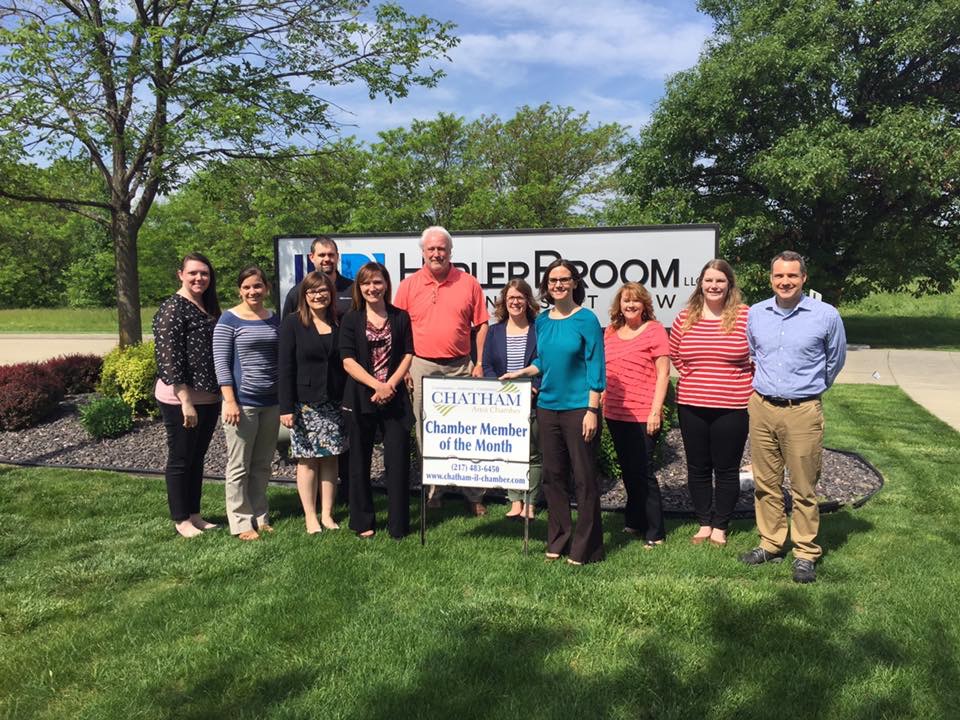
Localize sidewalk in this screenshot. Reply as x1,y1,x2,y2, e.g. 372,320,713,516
0,334,127,364
2,335,959,432
836,347,960,432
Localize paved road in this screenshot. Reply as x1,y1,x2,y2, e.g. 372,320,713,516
2,334,959,432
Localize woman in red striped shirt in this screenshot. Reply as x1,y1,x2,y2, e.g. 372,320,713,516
669,259,753,547
603,282,671,547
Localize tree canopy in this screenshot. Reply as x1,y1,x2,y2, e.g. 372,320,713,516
617,0,960,303
0,0,455,343
352,103,628,232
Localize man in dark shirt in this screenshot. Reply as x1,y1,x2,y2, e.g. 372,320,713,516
282,236,354,319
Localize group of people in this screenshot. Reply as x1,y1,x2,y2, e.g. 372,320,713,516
152,228,846,583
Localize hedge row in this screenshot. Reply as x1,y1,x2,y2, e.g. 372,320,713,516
0,354,102,430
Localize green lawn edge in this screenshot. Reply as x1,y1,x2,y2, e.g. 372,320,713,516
1,385,959,719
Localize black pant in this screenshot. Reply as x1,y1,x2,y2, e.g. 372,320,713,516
347,410,410,538
158,401,220,522
677,404,749,530
606,418,664,541
336,452,350,505
538,408,604,564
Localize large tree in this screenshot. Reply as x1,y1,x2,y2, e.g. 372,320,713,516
618,0,960,303
352,103,628,233
462,103,628,230
349,112,473,231
0,0,455,344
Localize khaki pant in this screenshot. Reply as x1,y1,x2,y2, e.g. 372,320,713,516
222,404,280,534
748,393,824,561
410,355,483,504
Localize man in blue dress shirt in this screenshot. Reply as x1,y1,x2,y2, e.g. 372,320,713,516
742,251,846,583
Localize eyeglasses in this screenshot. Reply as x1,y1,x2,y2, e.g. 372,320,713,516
506,297,527,305
547,276,573,286
305,289,331,296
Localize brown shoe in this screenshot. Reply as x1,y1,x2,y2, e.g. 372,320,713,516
468,502,487,517
237,530,260,541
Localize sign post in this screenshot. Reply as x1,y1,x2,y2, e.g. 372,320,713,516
420,376,533,552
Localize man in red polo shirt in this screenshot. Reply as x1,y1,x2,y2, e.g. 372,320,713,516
395,226,490,515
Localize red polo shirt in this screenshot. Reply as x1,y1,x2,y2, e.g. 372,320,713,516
394,265,489,359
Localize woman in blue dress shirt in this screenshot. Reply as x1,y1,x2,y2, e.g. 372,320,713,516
500,260,606,564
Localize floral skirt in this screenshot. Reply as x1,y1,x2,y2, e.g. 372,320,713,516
290,401,348,458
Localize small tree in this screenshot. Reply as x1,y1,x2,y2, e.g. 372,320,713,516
0,0,456,344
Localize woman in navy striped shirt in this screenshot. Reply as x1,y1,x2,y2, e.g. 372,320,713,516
482,279,541,520
213,266,281,541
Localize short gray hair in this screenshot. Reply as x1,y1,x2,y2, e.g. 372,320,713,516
770,250,807,275
419,225,453,251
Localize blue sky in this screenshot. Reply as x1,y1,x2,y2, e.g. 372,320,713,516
325,0,715,144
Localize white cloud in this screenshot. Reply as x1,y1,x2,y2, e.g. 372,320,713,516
288,0,712,143
448,0,711,81
573,91,653,132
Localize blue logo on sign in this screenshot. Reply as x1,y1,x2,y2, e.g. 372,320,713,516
293,252,385,282
341,252,385,280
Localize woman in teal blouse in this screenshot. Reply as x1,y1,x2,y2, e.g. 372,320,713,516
501,259,606,564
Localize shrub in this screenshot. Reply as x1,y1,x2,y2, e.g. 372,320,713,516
43,354,103,395
98,342,157,417
0,362,64,430
597,421,622,480
598,387,677,480
79,395,134,439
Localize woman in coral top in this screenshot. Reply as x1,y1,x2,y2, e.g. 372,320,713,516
603,282,670,547
669,259,753,547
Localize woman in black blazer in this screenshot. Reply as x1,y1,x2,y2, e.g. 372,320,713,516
482,279,542,520
340,262,415,539
279,271,347,534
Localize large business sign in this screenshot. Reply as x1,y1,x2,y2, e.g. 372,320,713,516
421,376,532,491
274,225,718,327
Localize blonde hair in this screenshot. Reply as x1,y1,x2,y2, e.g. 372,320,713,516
682,259,743,333
608,282,655,329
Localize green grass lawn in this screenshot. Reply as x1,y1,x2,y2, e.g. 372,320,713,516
0,307,158,334
2,288,958,350
840,287,960,350
1,384,959,719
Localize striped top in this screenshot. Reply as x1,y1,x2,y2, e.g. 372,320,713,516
603,321,669,422
669,306,753,409
505,330,528,373
212,310,281,407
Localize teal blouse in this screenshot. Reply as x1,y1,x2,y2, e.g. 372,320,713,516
532,307,606,411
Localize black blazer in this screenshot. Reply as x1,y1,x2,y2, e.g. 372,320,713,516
278,313,345,414
339,305,415,427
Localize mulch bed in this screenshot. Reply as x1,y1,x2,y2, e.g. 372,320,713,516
0,396,883,515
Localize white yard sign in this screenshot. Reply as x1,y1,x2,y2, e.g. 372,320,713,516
420,377,532,491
